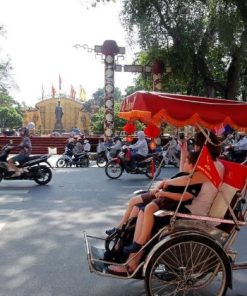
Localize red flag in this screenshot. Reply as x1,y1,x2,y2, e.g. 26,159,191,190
59,75,62,90
196,146,222,188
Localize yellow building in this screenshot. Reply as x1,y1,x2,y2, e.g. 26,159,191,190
23,96,91,135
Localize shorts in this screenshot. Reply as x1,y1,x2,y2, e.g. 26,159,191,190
11,154,29,164
139,192,191,213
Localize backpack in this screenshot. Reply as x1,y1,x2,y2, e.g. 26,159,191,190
104,217,136,263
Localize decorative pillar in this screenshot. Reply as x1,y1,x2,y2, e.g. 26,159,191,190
101,41,119,138
152,61,165,91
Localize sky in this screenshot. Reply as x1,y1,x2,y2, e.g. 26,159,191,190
0,0,138,107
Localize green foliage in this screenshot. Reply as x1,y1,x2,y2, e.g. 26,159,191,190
91,101,126,134
84,87,123,112
121,0,247,99
0,106,22,129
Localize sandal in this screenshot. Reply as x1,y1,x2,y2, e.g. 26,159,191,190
105,227,119,236
107,264,132,276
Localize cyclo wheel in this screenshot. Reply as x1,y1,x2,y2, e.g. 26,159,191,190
105,161,123,179
145,159,161,179
145,234,230,296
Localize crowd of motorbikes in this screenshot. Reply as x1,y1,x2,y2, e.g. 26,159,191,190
0,132,246,184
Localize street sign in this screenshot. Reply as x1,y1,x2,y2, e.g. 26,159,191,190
124,64,144,73
115,64,123,72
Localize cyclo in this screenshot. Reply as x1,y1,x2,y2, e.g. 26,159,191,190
83,91,247,296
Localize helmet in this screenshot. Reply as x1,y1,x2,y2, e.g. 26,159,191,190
113,136,120,142
19,127,29,137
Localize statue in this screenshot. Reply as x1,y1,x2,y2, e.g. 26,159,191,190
54,101,64,131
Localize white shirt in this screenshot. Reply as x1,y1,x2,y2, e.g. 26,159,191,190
84,143,91,152
234,136,247,150
186,160,225,216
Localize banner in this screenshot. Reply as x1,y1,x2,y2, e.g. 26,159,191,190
196,145,222,188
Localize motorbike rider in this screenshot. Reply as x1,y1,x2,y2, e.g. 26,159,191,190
233,132,247,160
73,137,84,162
65,136,77,157
7,127,32,177
129,131,148,170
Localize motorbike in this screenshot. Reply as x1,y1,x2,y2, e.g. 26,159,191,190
96,148,111,168
155,146,180,168
56,147,90,168
221,144,247,163
105,145,161,179
0,143,52,185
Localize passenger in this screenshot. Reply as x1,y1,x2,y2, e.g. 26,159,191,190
106,151,201,236
8,127,32,177
108,130,225,275
83,139,91,152
109,136,122,157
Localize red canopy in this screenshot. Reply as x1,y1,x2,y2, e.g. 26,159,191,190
119,91,247,131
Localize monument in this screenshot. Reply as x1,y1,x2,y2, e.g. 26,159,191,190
54,100,64,131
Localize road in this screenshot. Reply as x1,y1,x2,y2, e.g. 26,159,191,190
0,160,246,296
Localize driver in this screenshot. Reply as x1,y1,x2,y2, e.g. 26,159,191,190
129,131,148,170
8,127,32,177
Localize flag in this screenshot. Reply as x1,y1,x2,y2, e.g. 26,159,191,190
79,85,86,101
59,74,62,90
41,84,44,100
196,145,222,188
51,84,56,98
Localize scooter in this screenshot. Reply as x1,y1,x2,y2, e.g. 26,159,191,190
0,143,53,185
221,145,247,163
56,147,90,168
105,146,161,179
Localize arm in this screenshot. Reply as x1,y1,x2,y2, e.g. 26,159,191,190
150,179,169,195
155,190,193,201
164,171,208,187
179,140,188,172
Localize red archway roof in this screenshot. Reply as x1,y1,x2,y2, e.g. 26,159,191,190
119,91,247,131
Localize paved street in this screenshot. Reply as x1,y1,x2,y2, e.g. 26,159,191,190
0,160,246,296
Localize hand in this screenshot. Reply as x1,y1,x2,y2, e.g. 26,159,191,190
150,188,159,195
155,191,166,198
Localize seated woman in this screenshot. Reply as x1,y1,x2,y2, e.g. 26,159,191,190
106,151,201,236
108,130,225,275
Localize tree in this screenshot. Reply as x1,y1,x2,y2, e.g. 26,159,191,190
0,106,22,129
91,101,126,134
121,0,247,100
83,87,123,112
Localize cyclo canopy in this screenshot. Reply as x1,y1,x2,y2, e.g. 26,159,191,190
118,91,247,131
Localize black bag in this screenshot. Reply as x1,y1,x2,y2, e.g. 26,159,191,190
104,217,136,263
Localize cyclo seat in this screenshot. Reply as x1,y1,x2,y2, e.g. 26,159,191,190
155,160,247,232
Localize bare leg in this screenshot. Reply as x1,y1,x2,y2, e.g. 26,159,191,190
128,206,140,220
136,202,159,245
117,195,143,227
8,159,18,172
